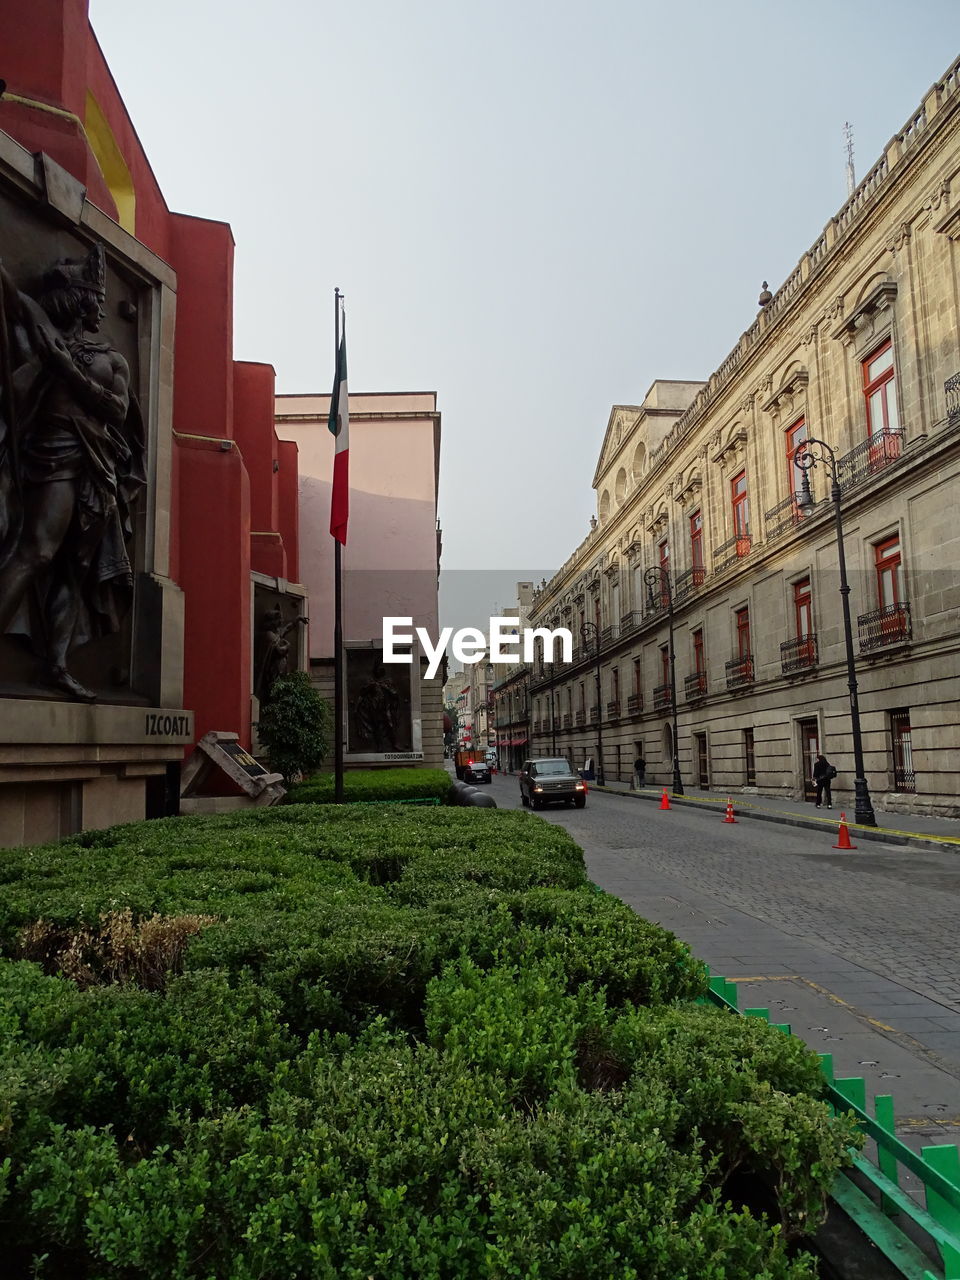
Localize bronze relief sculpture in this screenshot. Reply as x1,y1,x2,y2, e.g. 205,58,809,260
0,243,144,701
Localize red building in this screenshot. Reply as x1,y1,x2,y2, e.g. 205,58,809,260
0,0,304,842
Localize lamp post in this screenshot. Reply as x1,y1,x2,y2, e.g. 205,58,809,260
795,439,877,827
579,621,605,786
644,565,684,796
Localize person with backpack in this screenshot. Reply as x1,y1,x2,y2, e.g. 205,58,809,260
813,753,837,808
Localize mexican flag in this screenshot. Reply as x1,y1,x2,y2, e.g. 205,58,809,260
328,332,349,543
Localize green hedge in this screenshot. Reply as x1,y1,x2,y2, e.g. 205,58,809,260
0,806,857,1277
285,767,451,805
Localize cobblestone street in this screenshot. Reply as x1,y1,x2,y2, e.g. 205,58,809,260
489,771,960,1149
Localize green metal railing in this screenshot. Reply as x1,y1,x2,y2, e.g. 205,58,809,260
706,972,960,1280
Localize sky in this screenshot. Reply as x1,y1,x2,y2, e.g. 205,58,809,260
89,0,959,601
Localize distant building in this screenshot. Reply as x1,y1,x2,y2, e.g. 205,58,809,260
530,57,960,816
275,392,443,767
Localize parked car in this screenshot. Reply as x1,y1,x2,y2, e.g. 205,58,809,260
464,760,492,784
519,757,587,809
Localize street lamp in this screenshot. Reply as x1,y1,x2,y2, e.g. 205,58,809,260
795,439,877,827
644,565,684,796
579,621,606,786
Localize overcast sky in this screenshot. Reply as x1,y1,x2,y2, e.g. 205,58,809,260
90,0,958,591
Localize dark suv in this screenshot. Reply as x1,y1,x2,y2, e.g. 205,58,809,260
519,757,586,809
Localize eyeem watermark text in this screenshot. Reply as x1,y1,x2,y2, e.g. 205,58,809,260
383,617,572,680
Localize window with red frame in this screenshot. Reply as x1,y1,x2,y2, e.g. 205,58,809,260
690,510,704,583
794,577,812,638
786,417,808,499
594,596,601,631
633,657,642,695
693,629,705,686
731,472,750,554
863,341,900,437
864,341,902,471
792,577,815,668
875,536,902,607
660,644,670,685
735,606,751,659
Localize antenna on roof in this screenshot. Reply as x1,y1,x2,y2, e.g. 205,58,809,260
843,121,856,197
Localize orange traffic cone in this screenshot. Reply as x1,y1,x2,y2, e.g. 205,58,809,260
723,798,737,824
833,813,857,850
659,788,671,810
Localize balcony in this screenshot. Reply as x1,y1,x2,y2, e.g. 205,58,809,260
684,671,707,701
947,370,960,427
713,530,752,574
589,704,600,723
837,430,903,490
725,654,755,690
620,611,642,637
780,634,818,675
858,602,911,653
626,692,643,714
653,683,672,711
562,713,572,729
764,493,828,544
607,699,621,721
575,710,585,726
600,625,617,647
674,565,706,603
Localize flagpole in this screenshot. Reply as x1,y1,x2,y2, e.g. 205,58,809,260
333,288,344,804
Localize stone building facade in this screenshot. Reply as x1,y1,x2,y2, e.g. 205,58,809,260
529,55,960,818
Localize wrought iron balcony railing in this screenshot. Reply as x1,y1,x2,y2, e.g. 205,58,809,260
837,430,903,490
653,683,672,711
764,493,827,543
607,699,621,720
684,671,707,700
858,602,911,652
947,370,960,427
725,654,755,689
620,611,642,637
562,713,572,729
780,634,818,674
589,704,600,722
674,565,706,602
574,710,585,726
713,530,752,573
626,692,643,714
600,625,617,647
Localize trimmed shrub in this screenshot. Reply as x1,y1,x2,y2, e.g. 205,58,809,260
0,804,856,1276
254,671,330,779
287,766,451,805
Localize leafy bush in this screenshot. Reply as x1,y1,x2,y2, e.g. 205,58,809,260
0,805,857,1276
254,671,330,779
287,766,451,805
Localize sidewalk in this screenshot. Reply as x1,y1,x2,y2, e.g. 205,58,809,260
590,778,960,852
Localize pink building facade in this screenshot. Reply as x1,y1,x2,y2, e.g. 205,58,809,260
275,392,443,767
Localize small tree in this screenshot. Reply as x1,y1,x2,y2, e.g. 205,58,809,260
256,671,331,781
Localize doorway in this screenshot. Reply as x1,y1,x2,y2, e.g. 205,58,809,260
694,732,709,788
799,719,819,801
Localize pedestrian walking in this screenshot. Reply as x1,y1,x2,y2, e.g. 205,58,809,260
813,753,836,808
633,753,646,790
